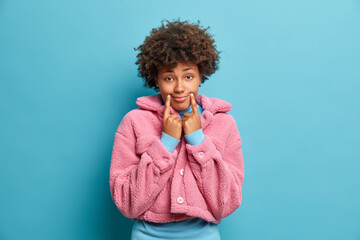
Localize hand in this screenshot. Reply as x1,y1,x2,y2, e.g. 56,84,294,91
162,95,182,140
182,93,202,135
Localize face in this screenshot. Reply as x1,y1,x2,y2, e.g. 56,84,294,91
156,62,201,111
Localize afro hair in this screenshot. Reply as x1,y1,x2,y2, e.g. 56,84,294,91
135,20,220,92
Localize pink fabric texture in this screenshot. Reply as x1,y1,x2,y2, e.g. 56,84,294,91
109,94,244,224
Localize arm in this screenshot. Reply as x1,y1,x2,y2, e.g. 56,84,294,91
160,131,180,152
160,128,203,153
109,113,175,219
186,118,244,220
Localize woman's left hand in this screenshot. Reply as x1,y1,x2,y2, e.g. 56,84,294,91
182,93,202,135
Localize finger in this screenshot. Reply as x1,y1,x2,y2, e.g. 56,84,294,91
164,95,171,119
170,114,182,126
182,114,192,121
190,93,199,115
182,117,190,128
169,113,180,121
183,112,192,118
182,118,190,124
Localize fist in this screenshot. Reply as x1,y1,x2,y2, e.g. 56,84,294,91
162,95,182,140
182,93,201,135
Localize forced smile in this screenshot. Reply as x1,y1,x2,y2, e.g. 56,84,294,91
172,95,189,103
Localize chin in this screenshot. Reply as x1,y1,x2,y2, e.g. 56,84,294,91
172,103,189,111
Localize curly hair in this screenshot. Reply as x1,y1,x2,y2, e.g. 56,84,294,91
135,20,220,92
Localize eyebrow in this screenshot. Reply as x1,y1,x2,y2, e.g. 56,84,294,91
163,67,193,73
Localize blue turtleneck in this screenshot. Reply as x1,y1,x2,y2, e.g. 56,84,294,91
160,102,205,152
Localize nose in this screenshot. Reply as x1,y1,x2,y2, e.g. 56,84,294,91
174,79,185,93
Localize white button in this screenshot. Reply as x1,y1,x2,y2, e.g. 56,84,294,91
177,197,184,204
198,152,204,158
180,169,184,176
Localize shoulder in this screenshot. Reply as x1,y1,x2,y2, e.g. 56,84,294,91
197,94,232,114
210,112,238,133
116,108,153,131
116,108,161,138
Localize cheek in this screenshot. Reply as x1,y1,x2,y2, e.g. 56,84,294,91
159,86,170,95
158,86,171,101
191,80,201,92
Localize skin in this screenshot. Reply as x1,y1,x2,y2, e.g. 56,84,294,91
156,62,202,139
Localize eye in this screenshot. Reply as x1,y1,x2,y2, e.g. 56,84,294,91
165,76,173,81
185,75,193,80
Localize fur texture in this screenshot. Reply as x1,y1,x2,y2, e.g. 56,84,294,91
109,94,244,224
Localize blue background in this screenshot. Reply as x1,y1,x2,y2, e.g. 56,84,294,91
1,0,359,239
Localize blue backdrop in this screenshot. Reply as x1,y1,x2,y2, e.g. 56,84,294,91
1,0,359,239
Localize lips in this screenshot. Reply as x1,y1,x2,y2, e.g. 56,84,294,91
172,95,189,103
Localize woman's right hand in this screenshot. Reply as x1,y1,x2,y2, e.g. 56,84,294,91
163,95,182,140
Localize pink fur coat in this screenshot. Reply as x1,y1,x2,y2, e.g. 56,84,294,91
109,94,244,224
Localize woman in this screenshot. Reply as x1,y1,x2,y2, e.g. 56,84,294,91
109,20,245,240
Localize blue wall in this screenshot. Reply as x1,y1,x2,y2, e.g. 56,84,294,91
1,0,359,239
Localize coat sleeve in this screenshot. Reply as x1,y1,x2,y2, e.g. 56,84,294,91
109,112,175,219
185,116,244,220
